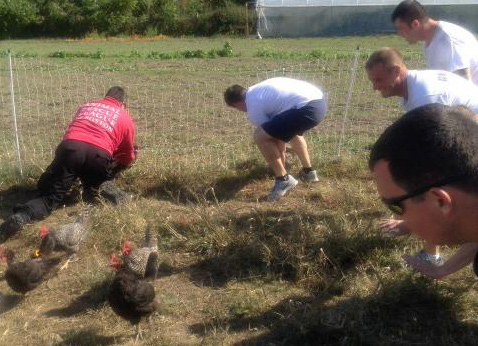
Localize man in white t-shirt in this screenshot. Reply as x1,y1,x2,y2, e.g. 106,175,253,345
224,77,327,201
365,47,478,266
366,48,478,113
392,0,478,85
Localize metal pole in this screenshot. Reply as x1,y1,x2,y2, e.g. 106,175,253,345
336,46,360,158
245,2,249,37
8,50,23,176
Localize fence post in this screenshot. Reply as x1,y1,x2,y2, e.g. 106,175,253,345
7,50,23,176
336,46,360,158
245,2,249,37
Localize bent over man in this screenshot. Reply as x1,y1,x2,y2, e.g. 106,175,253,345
366,47,478,113
366,47,478,265
0,86,136,243
224,77,327,201
370,104,478,277
392,0,478,84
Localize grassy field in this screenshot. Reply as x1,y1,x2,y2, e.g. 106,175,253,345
1,36,478,346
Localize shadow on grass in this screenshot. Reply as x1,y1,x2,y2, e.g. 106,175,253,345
186,209,402,289
141,159,271,204
0,185,37,219
44,279,111,317
55,327,117,346
0,293,24,315
156,261,179,278
190,276,478,345
0,184,82,220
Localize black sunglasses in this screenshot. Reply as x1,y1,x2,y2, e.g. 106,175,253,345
381,175,466,215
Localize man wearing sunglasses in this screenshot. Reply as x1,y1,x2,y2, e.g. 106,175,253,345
370,104,478,278
366,47,478,265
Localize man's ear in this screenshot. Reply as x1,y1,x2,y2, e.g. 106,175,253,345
391,65,401,78
429,188,453,215
410,19,421,30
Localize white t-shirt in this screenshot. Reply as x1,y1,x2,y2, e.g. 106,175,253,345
404,70,478,113
245,77,324,127
424,21,478,86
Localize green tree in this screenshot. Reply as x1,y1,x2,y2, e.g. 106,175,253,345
0,0,39,38
95,0,138,35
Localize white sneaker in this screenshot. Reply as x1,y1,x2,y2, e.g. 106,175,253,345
299,169,319,183
415,249,443,266
267,175,298,202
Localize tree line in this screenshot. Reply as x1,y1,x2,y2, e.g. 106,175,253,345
0,0,253,38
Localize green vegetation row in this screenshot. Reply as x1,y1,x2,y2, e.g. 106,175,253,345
1,43,234,60
47,42,234,59
1,45,420,61
0,45,355,60
0,0,254,38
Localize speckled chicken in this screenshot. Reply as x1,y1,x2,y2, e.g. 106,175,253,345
0,246,60,294
121,226,159,280
108,253,160,341
39,214,87,259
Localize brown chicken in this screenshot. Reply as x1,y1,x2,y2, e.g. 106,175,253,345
108,253,160,341
0,246,60,294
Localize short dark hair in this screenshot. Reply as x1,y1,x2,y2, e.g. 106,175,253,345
365,47,405,71
106,86,126,103
369,104,478,194
391,0,427,25
224,85,245,106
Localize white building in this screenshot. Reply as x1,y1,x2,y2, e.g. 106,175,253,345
256,0,478,37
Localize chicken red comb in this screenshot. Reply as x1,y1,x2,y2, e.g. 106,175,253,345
121,241,133,255
109,253,122,269
0,246,7,262
39,224,50,239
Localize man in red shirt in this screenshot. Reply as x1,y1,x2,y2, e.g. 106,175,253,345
0,86,136,243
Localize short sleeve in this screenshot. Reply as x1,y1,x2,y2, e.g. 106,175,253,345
449,42,471,72
246,98,270,127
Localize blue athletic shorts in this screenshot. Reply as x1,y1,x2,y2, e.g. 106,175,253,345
261,99,327,142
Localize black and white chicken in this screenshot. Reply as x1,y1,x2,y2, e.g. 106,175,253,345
39,213,87,269
121,225,159,280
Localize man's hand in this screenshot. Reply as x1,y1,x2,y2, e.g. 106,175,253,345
378,218,410,237
402,254,444,279
110,160,129,177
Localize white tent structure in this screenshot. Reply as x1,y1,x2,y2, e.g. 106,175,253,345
256,0,478,37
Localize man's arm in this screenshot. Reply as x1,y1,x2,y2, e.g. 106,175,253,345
403,243,478,279
112,117,136,168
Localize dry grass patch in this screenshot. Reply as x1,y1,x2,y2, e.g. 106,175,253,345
1,159,478,345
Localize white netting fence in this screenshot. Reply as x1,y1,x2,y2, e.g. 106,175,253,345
0,49,425,179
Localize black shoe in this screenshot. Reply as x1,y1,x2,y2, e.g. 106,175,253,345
99,181,131,205
0,213,30,243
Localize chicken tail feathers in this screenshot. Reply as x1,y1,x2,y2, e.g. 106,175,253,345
143,225,157,249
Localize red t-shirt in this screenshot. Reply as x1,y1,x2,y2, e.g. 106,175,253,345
63,96,136,166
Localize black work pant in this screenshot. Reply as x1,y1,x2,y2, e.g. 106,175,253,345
14,140,114,220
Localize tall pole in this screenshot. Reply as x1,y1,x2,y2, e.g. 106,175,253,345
245,2,249,37
337,46,360,158
8,50,23,176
